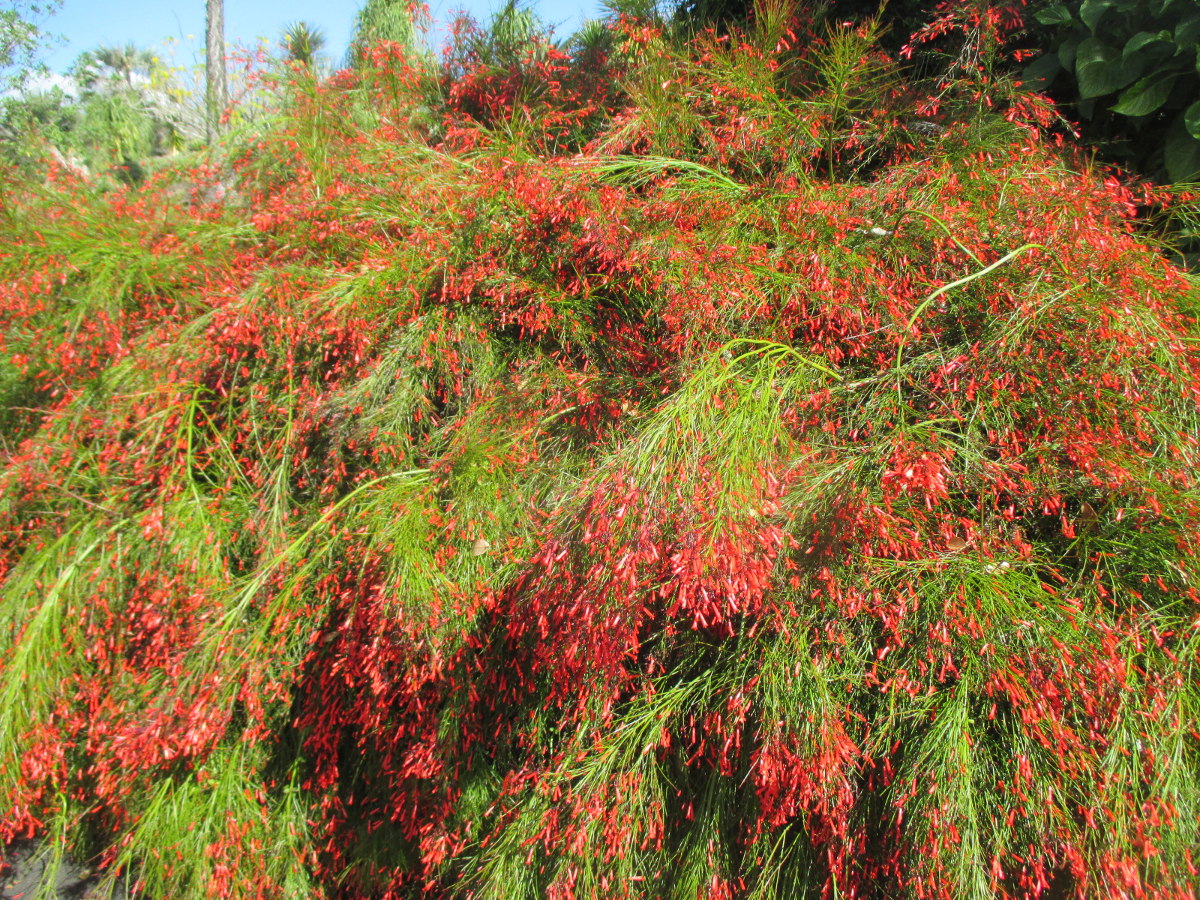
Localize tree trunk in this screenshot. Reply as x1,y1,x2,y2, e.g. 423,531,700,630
205,0,227,143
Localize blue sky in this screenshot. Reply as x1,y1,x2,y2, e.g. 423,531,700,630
39,0,606,73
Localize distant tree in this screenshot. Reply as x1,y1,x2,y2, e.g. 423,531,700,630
94,43,153,89
0,86,80,174
205,0,227,142
2,42,200,179
0,0,60,92
71,43,155,91
347,0,420,66
282,21,326,69
64,45,169,161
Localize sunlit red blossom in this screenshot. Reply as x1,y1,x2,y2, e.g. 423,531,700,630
0,7,1197,900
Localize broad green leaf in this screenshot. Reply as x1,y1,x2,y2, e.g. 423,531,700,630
1122,31,1172,61
1177,15,1200,46
1022,52,1063,89
1059,34,1082,70
1156,0,1187,15
1185,100,1200,139
1165,113,1200,181
1075,37,1140,98
1111,73,1176,116
1035,3,1074,26
1080,0,1115,32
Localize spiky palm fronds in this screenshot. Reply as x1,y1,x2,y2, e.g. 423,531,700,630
282,21,327,69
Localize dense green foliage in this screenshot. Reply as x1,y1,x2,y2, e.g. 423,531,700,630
0,0,58,92
0,2,1198,899
347,0,424,68
1025,0,1200,182
1,44,202,182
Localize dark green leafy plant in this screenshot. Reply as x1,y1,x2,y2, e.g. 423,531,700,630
1025,0,1200,181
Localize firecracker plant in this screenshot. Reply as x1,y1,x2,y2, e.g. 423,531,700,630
1,1,1198,898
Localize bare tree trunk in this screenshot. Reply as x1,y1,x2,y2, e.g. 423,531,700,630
205,0,227,143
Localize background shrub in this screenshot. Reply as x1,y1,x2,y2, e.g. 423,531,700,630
1024,0,1200,182
0,4,1198,899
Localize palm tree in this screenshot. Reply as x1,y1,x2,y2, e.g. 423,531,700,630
205,0,227,142
96,44,153,89
281,21,326,70
72,44,155,93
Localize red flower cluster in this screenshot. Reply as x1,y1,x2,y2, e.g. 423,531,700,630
0,6,1197,899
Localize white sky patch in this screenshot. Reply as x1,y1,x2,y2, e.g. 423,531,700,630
17,70,79,97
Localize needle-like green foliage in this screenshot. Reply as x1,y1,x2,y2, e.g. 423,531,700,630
0,3,1198,899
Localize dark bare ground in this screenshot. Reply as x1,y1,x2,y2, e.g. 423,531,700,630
1,842,127,900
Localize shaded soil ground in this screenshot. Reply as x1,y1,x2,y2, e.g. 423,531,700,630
1,843,126,900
